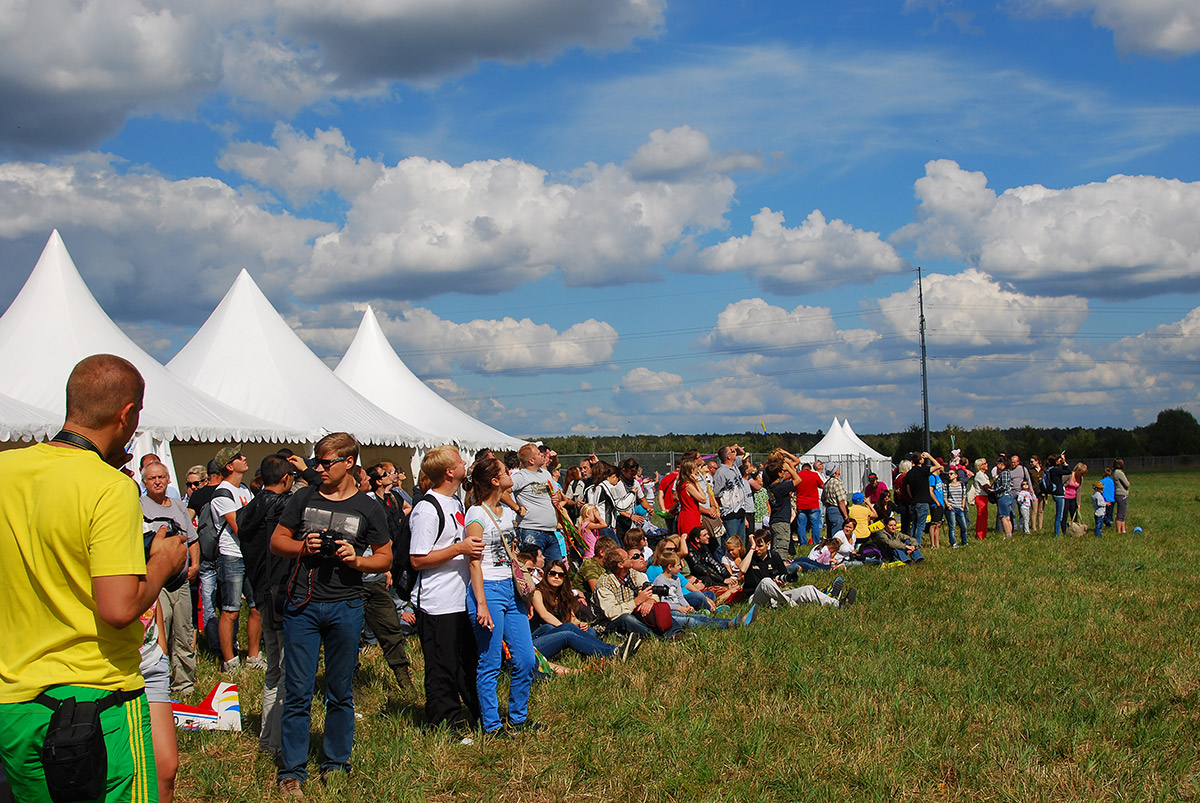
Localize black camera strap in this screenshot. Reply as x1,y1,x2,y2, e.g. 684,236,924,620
51,430,105,460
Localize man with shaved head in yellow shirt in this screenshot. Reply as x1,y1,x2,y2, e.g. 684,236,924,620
0,354,187,803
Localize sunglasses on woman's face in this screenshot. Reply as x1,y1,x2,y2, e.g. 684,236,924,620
186,481,202,489
547,570,566,578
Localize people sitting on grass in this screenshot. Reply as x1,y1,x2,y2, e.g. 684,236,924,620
738,529,853,610
683,525,742,605
651,555,742,630
530,559,636,661
594,548,681,640
648,534,717,612
722,535,746,579
874,518,924,563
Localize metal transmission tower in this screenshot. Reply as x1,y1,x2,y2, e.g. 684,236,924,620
918,266,930,452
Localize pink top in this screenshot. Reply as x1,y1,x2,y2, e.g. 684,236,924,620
1064,478,1080,500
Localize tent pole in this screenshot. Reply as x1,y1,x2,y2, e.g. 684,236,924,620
918,266,931,452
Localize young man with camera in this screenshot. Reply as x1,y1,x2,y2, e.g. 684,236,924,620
269,433,392,797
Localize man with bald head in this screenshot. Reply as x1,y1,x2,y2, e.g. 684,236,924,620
0,354,188,803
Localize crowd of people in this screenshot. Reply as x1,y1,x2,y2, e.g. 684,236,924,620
0,354,1137,802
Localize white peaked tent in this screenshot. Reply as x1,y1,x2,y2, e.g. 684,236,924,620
0,232,307,471
167,270,436,448
839,419,892,463
800,418,893,496
335,306,525,454
0,392,58,442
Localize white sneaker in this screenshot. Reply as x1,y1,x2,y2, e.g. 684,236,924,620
221,657,240,674
245,656,267,670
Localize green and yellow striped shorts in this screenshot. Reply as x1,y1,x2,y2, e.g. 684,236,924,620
0,686,157,803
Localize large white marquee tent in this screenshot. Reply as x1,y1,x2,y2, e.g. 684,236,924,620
0,232,527,484
0,232,311,481
335,305,524,454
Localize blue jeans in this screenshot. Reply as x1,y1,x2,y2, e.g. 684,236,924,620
1052,495,1066,536
199,558,220,651
531,623,616,659
466,579,536,732
946,508,969,546
516,528,563,562
684,591,712,611
722,515,746,542
607,612,681,640
672,612,732,629
798,509,820,545
1094,516,1104,538
280,598,364,782
908,503,929,545
825,506,845,540
997,493,1015,521
893,547,925,563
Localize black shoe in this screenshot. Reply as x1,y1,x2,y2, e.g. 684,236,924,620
506,719,546,734
828,576,844,600
620,633,643,660
841,588,857,608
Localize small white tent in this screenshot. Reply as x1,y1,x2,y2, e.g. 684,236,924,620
0,232,309,473
335,306,525,454
167,270,437,449
800,418,893,495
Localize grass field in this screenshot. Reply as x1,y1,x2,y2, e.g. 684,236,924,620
179,471,1200,802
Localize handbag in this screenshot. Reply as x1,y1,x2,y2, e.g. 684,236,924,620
483,505,536,604
1065,510,1086,538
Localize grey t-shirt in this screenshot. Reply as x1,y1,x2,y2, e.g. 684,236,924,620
512,468,557,531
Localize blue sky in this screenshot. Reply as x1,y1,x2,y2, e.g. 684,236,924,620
1,0,1199,438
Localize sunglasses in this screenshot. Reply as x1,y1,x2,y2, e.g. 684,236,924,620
186,481,202,489
313,457,347,470
547,570,567,578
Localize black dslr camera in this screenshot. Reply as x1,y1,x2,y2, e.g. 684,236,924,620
316,529,341,558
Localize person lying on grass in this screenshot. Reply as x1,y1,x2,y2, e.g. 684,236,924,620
530,559,637,661
739,529,854,610
786,534,838,573
651,555,742,630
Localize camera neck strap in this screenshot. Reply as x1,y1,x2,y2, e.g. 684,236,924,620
51,429,105,460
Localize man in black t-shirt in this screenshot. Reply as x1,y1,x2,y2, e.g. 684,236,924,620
906,453,932,544
269,433,391,797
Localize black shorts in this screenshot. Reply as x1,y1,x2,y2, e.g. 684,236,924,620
929,505,944,524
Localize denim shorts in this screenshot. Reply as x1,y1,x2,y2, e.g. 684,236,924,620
219,554,256,612
997,493,1015,519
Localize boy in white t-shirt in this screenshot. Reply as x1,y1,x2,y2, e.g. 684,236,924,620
408,446,484,740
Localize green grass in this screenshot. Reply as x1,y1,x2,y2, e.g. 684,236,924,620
179,472,1200,802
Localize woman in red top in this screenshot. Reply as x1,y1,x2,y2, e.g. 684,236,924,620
675,457,713,535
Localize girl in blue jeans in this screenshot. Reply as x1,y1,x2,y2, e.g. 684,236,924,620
465,457,539,735
530,559,623,660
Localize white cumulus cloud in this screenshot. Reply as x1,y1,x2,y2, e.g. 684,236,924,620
1016,0,1200,56
0,155,330,326
284,129,736,300
294,305,618,375
625,125,764,181
876,268,1090,350
697,207,907,294
0,0,664,153
893,159,1200,297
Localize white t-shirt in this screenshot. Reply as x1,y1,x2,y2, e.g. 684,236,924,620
511,468,557,531
410,490,468,615
211,480,253,559
465,503,517,582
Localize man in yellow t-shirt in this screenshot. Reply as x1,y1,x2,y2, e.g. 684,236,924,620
0,354,187,803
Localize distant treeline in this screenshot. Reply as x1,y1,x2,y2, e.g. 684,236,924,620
539,408,1200,464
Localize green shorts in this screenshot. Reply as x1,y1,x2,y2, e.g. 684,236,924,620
0,686,157,803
